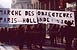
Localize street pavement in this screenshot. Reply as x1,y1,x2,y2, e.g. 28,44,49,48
0,39,66,50
23,45,65,50
0,38,66,50
0,44,65,50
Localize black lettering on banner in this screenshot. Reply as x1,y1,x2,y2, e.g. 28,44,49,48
14,10,21,16
43,17,46,21
64,20,68,24
63,13,66,17
30,18,36,23
15,11,18,15
8,10,10,15
29,11,31,16
66,13,69,18
37,17,50,23
33,18,36,23
23,18,26,23
39,18,42,22
23,18,36,23
19,11,21,16
47,18,50,22
56,20,59,23
0,9,74,25
61,20,63,24
45,12,47,16
30,18,32,23
59,13,62,17
31,11,34,16
56,13,58,17
41,12,44,15
26,18,29,23
25,11,28,15
48,12,51,17
7,18,17,23
8,18,10,23
0,10,22,16
70,13,72,18
52,13,55,17
12,18,14,23
37,11,41,15
11,10,14,15
14,18,17,23
25,11,34,16
23,18,29,23
10,18,13,23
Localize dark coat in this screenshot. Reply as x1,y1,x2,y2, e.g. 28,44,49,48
64,26,75,40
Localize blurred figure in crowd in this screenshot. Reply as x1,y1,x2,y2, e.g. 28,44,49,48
74,27,77,50
0,28,1,41
26,24,46,50
26,25,33,50
55,24,60,44
31,24,39,48
60,25,65,44
48,24,58,46
17,25,25,50
36,24,46,49
0,28,4,43
64,21,75,50
0,28,1,40
4,27,8,43
7,28,12,44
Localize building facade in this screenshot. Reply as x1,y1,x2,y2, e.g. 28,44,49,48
12,0,32,9
31,0,39,9
32,0,60,10
12,0,64,10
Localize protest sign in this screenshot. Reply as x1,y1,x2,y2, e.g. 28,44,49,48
37,10,75,26
0,8,37,24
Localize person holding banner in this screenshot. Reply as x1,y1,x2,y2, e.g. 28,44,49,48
64,21,75,50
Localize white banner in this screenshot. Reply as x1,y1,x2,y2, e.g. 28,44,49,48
37,10,75,26
0,8,75,26
0,8,37,24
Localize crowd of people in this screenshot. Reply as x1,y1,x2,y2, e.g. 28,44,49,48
0,21,76,50
48,21,76,50
0,24,46,50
